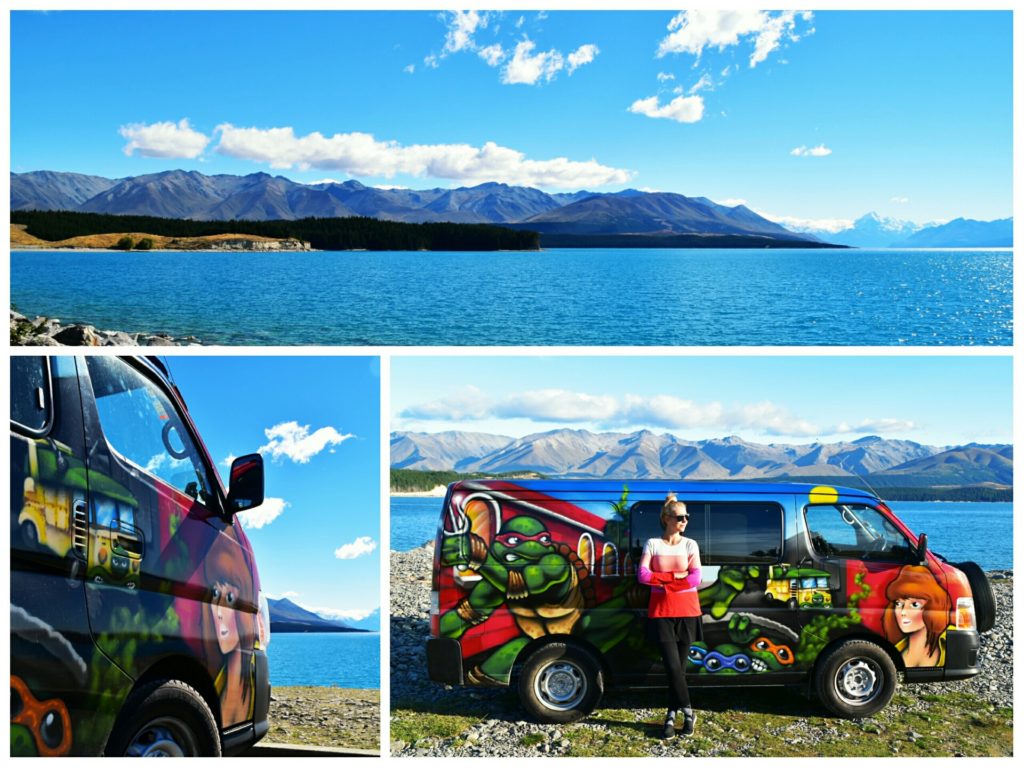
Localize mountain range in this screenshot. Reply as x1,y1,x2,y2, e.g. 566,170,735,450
797,212,1012,248
267,597,377,633
391,429,1012,487
11,170,821,243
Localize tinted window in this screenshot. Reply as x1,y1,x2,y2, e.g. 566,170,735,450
629,500,708,564
85,357,213,504
10,357,51,432
705,502,783,565
804,504,914,563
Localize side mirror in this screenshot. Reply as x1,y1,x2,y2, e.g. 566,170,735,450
916,532,929,565
227,454,264,518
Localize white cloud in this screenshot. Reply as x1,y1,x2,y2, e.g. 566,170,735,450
502,38,564,85
657,71,676,82
495,389,620,422
689,73,714,94
657,10,812,68
718,198,747,207
403,64,416,74
628,94,705,123
478,43,506,67
301,178,345,186
266,590,301,600
401,386,493,420
890,196,910,204
215,124,632,188
335,536,378,560
237,497,289,529
423,54,439,69
790,144,832,157
258,420,353,464
443,10,489,54
835,419,917,434
567,44,599,74
402,388,831,437
221,453,238,468
120,118,210,159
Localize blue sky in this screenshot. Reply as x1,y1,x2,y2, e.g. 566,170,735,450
391,355,1012,446
9,9,1012,228
165,356,380,623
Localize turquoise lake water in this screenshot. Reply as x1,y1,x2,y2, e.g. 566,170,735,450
10,248,1012,345
390,496,1012,571
265,631,379,688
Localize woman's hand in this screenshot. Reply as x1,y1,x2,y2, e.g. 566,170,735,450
673,570,689,579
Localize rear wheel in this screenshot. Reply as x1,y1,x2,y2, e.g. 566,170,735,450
954,561,995,633
517,643,603,724
105,679,220,757
815,639,897,718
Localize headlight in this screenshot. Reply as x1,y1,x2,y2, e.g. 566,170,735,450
956,597,976,631
257,590,272,649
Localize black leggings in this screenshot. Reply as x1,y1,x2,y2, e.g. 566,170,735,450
650,616,699,711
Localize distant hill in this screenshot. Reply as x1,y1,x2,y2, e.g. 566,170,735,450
12,170,825,243
789,211,1012,248
390,429,1011,488
268,597,369,633
894,217,1012,248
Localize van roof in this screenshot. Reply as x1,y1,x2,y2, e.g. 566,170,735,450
449,478,881,501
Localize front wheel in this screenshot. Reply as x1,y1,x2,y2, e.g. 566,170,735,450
815,639,897,718
105,679,220,756
517,643,603,724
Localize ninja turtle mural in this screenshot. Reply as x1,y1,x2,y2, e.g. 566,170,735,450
429,479,987,723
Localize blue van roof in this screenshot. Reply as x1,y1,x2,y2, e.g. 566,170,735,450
453,478,881,501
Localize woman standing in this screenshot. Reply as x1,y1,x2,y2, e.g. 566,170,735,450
638,492,703,738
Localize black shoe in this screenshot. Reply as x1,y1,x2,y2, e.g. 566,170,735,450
681,710,696,737
662,711,677,739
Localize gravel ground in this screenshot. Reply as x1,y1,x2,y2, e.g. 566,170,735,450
390,543,1012,757
265,686,380,751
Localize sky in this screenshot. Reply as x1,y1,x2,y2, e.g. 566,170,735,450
165,356,380,624
391,355,1013,447
9,9,1013,228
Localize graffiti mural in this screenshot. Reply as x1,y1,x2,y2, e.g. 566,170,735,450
11,355,266,754
880,564,954,667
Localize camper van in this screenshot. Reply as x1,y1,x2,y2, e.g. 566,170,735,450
11,356,271,756
426,480,993,723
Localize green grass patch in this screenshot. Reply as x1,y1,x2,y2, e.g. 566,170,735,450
390,708,478,745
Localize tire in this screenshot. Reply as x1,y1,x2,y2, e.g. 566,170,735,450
21,520,38,548
104,679,220,757
517,643,603,724
954,561,995,633
815,639,897,718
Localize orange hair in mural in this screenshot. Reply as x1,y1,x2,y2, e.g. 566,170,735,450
200,529,255,725
881,564,951,659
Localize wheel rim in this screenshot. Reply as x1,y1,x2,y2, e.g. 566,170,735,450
125,717,197,757
534,660,588,712
834,657,883,707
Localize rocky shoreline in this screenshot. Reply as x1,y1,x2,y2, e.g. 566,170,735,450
11,309,202,346
390,543,1012,757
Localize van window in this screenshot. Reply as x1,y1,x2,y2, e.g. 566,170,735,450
804,504,914,563
628,501,709,566
85,357,214,505
10,357,51,433
704,502,783,565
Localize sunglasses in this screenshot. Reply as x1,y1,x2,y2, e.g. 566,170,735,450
675,515,689,522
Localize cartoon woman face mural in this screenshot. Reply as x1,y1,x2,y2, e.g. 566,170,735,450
201,530,255,726
881,565,952,667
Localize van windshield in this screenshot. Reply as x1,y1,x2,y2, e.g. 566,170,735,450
804,503,914,563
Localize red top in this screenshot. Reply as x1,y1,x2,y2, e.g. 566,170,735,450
639,537,702,618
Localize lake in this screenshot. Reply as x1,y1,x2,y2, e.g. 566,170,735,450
265,631,380,688
390,496,1012,571
10,248,1012,345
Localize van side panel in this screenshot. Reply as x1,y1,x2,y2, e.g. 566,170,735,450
11,357,130,756
76,357,260,735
